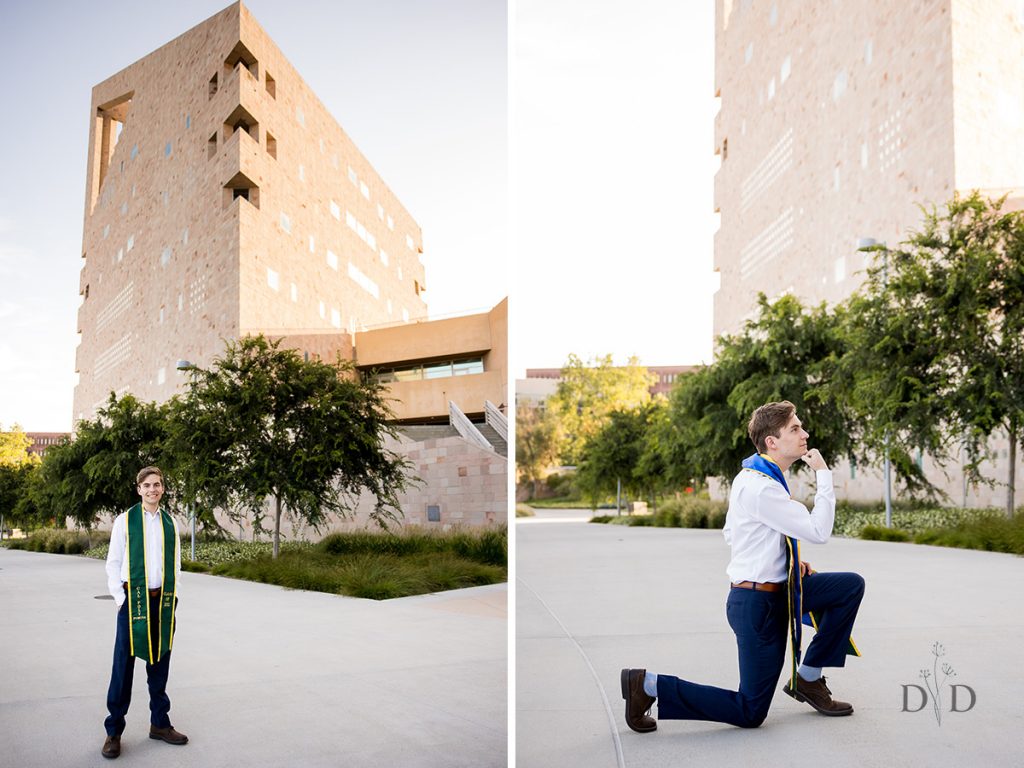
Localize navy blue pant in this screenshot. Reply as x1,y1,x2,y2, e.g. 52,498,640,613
656,572,865,728
104,594,175,736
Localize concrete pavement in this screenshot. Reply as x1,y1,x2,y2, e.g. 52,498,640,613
0,548,506,768
516,509,1024,768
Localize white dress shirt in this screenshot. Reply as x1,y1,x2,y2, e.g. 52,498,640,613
722,467,835,584
105,507,181,607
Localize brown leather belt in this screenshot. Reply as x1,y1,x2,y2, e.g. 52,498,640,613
123,582,162,597
731,580,786,593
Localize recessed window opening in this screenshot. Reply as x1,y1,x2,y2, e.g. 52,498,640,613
209,73,218,98
223,105,259,143
265,72,276,98
266,132,277,160
223,171,260,209
208,133,217,159
224,41,259,79
92,92,133,211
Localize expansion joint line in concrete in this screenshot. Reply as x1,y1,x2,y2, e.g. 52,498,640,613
517,577,627,768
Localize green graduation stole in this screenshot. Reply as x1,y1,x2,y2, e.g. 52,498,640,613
125,503,176,663
741,454,860,689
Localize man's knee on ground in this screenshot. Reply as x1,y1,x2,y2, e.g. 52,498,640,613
737,700,770,728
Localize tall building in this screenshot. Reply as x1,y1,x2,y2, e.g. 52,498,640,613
713,0,1024,505
72,2,506,529
713,0,1024,337
74,1,427,423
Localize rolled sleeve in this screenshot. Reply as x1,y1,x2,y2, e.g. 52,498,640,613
753,470,835,544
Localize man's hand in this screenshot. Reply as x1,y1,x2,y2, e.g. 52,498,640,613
800,448,828,471
799,560,813,577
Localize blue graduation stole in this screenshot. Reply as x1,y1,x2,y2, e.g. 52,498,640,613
740,453,860,688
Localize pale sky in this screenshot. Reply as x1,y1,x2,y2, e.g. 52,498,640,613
0,0,717,431
0,0,506,431
513,1,718,377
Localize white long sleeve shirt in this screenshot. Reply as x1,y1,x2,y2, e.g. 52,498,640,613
722,467,835,584
105,508,181,607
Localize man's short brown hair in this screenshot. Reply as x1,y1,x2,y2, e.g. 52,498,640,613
747,401,796,454
136,466,164,485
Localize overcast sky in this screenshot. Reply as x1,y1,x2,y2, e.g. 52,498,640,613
0,0,717,431
513,1,717,377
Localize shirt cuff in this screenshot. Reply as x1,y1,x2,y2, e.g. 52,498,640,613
815,469,833,486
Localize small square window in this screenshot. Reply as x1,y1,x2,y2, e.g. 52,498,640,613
427,505,441,523
267,268,279,291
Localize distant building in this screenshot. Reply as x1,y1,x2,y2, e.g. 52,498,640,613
26,433,70,458
521,365,698,404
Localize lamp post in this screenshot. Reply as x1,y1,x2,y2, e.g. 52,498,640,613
857,237,892,528
176,359,197,560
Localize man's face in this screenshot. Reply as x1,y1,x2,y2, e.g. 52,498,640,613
766,413,809,460
137,474,164,508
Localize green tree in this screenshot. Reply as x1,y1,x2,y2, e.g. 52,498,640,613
846,193,1024,515
666,294,856,486
31,396,173,530
515,403,560,499
546,353,656,465
0,423,40,535
577,403,663,509
170,336,411,557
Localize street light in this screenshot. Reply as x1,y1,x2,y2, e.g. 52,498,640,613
176,359,197,559
857,237,892,528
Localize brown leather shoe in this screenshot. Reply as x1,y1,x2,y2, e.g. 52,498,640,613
783,674,854,716
620,668,657,733
101,734,121,759
149,725,189,745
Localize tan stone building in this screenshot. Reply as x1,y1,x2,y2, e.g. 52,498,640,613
713,0,1024,506
73,2,506,530
74,1,426,423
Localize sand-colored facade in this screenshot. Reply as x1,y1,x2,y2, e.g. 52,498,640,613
713,0,1024,337
74,2,426,423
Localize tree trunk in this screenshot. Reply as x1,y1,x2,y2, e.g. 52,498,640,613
273,495,282,559
1007,420,1018,519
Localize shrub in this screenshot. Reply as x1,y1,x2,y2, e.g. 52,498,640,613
913,512,1024,554
515,504,535,518
318,526,507,566
859,524,911,542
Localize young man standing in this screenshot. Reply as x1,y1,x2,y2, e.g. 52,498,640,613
102,466,188,759
622,401,865,732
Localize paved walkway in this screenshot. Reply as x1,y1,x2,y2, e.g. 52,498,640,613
0,548,506,768
516,509,1024,768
